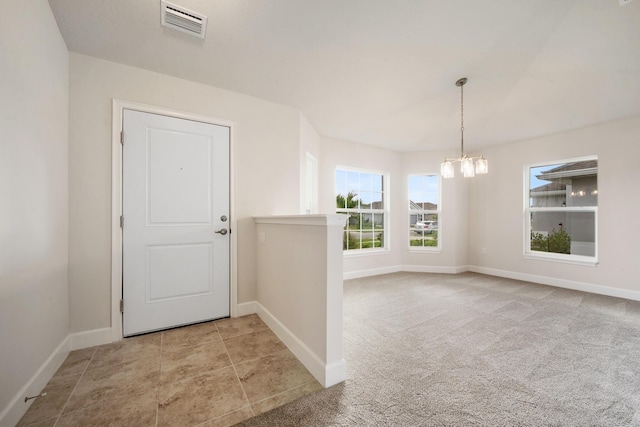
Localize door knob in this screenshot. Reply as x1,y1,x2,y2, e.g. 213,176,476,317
215,229,228,235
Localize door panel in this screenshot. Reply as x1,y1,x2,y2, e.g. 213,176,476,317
123,109,230,336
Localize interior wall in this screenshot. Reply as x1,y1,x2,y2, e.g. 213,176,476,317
317,136,471,274
0,0,69,412
68,52,301,332
318,136,403,274
468,115,640,293
299,113,321,214
400,152,470,269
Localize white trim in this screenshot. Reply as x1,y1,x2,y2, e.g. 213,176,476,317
342,248,390,258
468,266,640,301
344,265,402,280
70,328,113,351
526,155,598,171
402,264,469,274
343,264,640,301
255,302,345,388
343,264,469,280
111,99,238,341
523,253,598,267
0,337,70,427
236,301,257,317
254,214,347,227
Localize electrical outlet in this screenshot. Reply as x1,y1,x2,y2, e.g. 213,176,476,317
258,231,266,245
481,247,487,255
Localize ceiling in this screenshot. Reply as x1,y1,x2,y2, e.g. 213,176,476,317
48,0,640,153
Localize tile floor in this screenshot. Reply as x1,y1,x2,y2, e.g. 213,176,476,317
17,314,321,427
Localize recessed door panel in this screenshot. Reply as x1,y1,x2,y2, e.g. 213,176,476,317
147,128,211,225
146,244,212,302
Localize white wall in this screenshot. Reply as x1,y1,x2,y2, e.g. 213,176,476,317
319,136,403,275
300,114,321,214
468,115,640,294
254,215,345,387
0,0,69,415
400,152,470,270
318,137,471,276
68,53,302,332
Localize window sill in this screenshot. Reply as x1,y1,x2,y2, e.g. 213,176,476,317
524,253,598,267
408,247,442,253
343,248,390,258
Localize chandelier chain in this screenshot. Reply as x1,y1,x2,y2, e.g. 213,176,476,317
460,80,464,158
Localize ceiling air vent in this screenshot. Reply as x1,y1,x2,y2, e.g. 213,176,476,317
161,1,207,39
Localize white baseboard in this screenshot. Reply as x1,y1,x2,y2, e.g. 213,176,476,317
469,265,640,301
70,328,113,351
402,264,469,274
236,301,257,317
343,265,401,280
344,264,469,280
0,336,71,427
343,264,640,302
255,302,345,388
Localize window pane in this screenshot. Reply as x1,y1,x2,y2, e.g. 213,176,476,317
360,173,372,192
371,192,383,209
360,192,372,209
347,213,360,230
336,170,346,196
347,171,359,192
408,174,440,249
372,174,383,192
530,211,595,256
362,213,373,230
530,160,597,208
408,175,421,191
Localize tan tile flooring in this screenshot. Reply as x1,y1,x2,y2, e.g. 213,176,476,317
18,314,321,427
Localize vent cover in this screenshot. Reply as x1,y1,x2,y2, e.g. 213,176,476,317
161,1,207,39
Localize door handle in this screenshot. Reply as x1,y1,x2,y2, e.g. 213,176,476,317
215,229,228,235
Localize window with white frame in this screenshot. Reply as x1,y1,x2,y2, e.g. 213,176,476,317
525,157,597,264
336,168,386,251
408,174,441,249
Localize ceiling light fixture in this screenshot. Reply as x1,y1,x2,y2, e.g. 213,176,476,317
441,77,488,178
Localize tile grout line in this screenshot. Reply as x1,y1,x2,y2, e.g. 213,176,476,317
51,346,98,426
251,379,319,407
215,321,255,418
155,332,163,427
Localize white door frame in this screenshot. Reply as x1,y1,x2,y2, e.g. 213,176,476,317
110,99,238,342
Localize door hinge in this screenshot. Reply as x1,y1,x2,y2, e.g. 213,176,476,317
120,131,124,145
120,215,124,228
120,299,124,313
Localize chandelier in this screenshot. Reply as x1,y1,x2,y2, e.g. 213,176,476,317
440,77,488,178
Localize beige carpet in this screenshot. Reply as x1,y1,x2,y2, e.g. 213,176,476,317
238,272,640,426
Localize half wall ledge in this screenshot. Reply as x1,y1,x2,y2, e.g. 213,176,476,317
253,214,347,387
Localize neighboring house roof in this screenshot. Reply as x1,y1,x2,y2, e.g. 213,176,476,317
535,160,597,183
542,160,597,174
530,182,566,192
409,201,437,210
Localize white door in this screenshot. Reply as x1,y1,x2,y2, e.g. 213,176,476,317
122,109,230,336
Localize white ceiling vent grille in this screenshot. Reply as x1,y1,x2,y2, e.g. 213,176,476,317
161,1,207,39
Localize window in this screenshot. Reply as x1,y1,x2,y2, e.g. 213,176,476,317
408,174,440,250
336,168,386,251
525,157,597,265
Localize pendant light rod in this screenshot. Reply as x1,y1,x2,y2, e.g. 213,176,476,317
440,77,488,178
456,77,467,158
